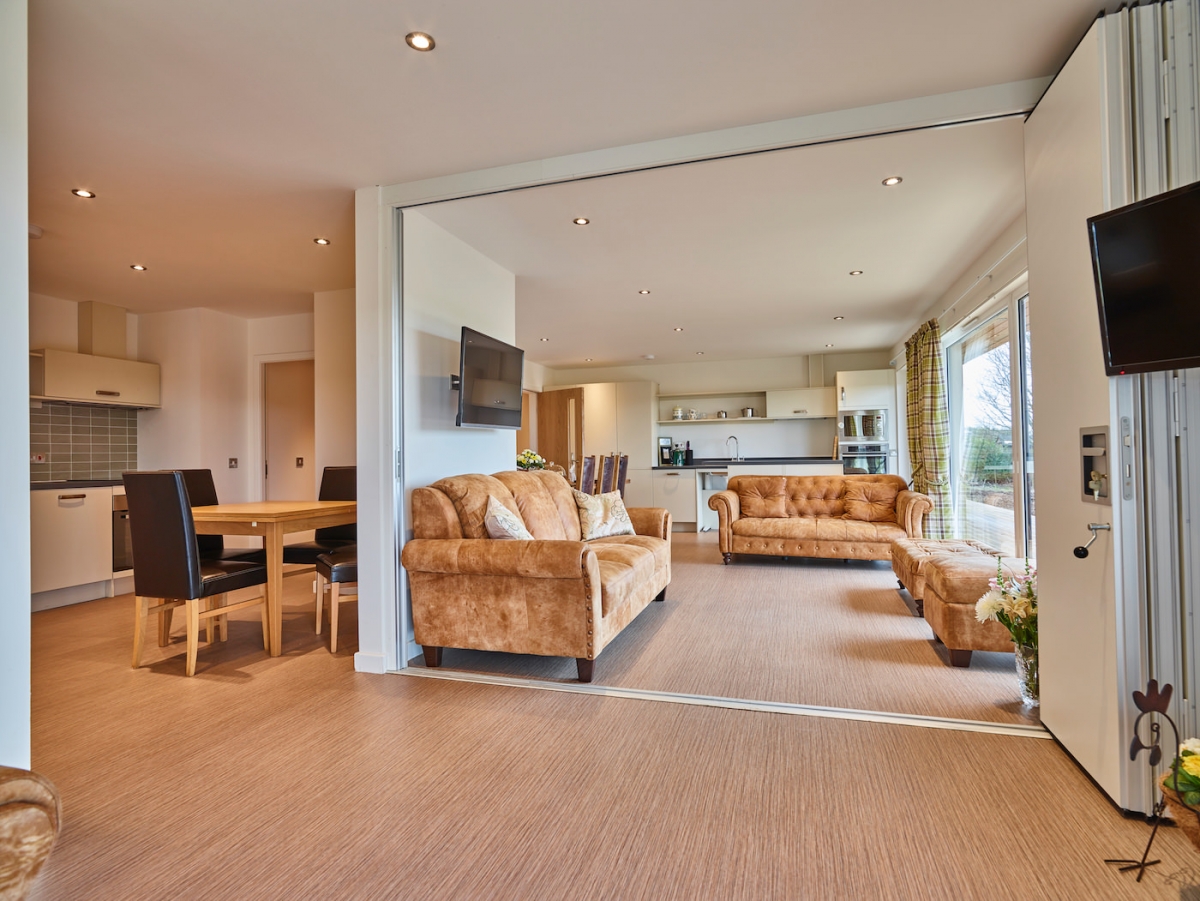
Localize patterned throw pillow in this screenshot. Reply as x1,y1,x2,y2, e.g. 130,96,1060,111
484,495,534,540
572,489,636,540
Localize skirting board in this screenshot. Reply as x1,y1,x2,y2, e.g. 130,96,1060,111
354,652,387,674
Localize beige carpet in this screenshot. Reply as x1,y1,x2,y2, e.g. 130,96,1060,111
414,533,1041,726
27,583,1200,899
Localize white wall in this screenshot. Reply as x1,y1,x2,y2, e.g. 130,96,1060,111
1024,22,1122,801
314,289,356,477
0,0,29,770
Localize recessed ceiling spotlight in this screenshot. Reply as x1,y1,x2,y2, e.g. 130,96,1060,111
643,354,655,360
585,358,593,362
130,264,147,271
539,337,550,342
313,237,330,245
71,189,95,198
405,32,435,51
833,316,845,320
695,351,705,355
673,327,683,332
882,176,903,187
638,289,650,295
849,270,864,276
825,343,835,348
573,217,590,226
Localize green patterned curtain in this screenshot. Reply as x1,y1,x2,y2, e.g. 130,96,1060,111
905,319,952,538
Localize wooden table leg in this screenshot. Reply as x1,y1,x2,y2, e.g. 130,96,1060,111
265,523,285,656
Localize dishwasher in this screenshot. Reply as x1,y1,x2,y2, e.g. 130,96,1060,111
112,492,134,573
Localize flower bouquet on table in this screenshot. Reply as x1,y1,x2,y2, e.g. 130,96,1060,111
1161,739,1200,848
975,558,1038,706
516,449,546,471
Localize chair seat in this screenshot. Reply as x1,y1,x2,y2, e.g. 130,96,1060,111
316,548,357,583
199,560,268,597
282,539,356,566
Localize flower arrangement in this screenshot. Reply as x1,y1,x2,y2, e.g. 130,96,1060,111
516,449,546,471
975,558,1038,704
1165,739,1200,807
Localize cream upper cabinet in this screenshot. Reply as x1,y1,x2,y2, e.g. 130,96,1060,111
581,382,618,458
31,348,161,408
836,369,894,411
765,387,837,419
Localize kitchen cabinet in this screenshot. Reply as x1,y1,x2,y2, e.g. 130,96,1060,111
615,381,657,469
623,467,654,508
765,387,837,420
652,470,697,524
31,348,161,408
836,369,894,411
31,487,113,593
727,462,844,477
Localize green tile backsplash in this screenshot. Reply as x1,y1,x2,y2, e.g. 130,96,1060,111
30,403,137,482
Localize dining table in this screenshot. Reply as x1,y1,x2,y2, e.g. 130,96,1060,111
190,500,357,656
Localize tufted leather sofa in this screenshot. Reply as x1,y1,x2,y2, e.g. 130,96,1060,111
401,470,671,682
708,474,932,563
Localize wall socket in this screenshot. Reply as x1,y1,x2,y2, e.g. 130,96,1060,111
30,453,46,464
228,458,238,469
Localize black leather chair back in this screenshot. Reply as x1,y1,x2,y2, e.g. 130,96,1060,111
316,466,356,541
123,471,204,600
179,469,223,557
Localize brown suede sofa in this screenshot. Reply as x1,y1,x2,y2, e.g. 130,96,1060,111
708,474,932,563
401,470,671,682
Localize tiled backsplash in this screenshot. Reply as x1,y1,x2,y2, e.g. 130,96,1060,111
30,403,138,482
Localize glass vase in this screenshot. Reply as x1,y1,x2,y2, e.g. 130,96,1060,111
1014,643,1039,707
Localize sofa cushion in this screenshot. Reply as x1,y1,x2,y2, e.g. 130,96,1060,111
591,541,657,616
843,479,901,523
483,496,534,540
736,477,788,518
591,534,670,571
732,517,818,540
431,474,522,540
784,477,846,518
814,518,906,543
493,470,571,540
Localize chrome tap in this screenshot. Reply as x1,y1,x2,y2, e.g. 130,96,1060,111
727,435,740,462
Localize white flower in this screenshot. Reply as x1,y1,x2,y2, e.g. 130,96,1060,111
1181,738,1200,756
975,591,1004,624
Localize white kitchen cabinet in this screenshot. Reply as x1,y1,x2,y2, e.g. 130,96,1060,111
615,381,657,469
836,369,894,411
728,462,845,477
622,467,654,508
31,348,161,408
581,382,618,458
765,387,837,419
652,470,698,524
31,487,113,593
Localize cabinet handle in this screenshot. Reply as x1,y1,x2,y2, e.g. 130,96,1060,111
58,493,87,500
793,409,807,414
95,390,121,397
663,472,680,476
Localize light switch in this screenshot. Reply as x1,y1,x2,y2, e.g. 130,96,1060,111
296,457,304,468
228,458,238,469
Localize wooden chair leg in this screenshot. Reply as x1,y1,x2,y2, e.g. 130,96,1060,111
133,596,151,668
185,598,201,676
205,597,216,644
329,582,340,653
157,605,174,647
315,573,326,635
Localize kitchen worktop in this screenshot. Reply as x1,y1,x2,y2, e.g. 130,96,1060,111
31,479,124,490
652,456,837,470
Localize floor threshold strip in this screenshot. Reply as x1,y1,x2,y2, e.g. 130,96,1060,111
395,666,1050,739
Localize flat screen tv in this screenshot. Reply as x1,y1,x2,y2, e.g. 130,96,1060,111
1089,179,1200,376
456,326,524,429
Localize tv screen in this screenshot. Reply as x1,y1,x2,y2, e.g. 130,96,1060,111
456,327,524,429
1089,179,1200,376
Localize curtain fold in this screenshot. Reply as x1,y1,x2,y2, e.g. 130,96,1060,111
905,319,952,538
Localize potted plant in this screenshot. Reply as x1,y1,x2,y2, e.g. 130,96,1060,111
975,559,1038,706
516,449,546,471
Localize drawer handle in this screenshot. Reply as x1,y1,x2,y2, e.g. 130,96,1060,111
95,390,121,397
793,409,807,414
58,493,87,500
664,472,680,476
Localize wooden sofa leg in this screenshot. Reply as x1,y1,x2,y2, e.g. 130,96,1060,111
422,646,443,668
654,587,666,602
722,553,732,565
576,658,594,683
947,649,973,668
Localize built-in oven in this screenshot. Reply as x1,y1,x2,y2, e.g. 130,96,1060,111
839,409,887,441
113,492,133,573
841,443,890,475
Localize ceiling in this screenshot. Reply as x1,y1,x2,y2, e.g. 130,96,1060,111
421,117,1028,366
27,0,1104,318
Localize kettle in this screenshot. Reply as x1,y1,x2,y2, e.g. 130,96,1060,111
741,407,757,418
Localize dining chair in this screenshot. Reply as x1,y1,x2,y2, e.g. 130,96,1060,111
615,454,629,499
282,466,357,565
578,456,598,495
599,455,617,494
315,548,358,653
178,469,265,562
124,471,269,676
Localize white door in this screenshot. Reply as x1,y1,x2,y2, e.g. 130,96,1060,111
264,360,316,501
582,382,618,458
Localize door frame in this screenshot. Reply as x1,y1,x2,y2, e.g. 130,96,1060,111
251,351,315,502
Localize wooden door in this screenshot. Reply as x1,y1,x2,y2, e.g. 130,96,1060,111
516,390,535,455
537,387,583,478
264,360,316,501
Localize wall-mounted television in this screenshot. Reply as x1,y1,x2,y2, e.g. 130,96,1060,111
455,326,524,429
1089,179,1200,376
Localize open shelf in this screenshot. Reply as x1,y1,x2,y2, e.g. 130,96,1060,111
657,417,775,424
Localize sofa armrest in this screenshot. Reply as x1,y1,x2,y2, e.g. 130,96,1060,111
896,490,933,538
708,490,740,523
627,507,671,541
401,538,593,580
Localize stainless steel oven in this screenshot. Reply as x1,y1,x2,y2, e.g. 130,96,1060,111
841,443,890,475
113,493,133,573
